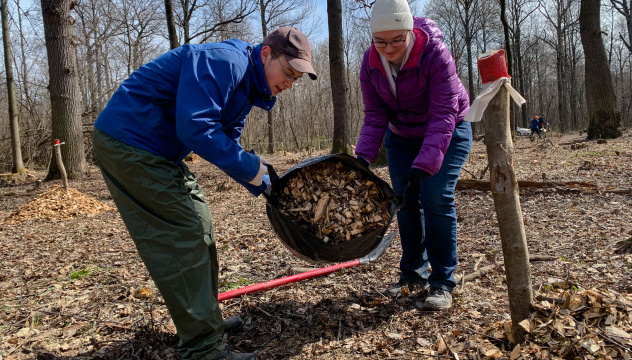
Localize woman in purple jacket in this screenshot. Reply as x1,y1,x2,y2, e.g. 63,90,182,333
355,0,472,310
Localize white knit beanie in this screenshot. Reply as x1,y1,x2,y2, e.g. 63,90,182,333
370,0,414,34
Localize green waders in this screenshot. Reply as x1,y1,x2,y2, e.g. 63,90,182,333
93,129,225,359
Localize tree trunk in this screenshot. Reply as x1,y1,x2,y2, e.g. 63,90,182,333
482,84,533,345
258,0,274,154
580,0,622,139
17,0,34,127
164,0,179,49
41,0,87,180
556,27,566,132
327,0,351,154
2,0,24,174
500,0,515,134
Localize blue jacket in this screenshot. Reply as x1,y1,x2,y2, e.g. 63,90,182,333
95,40,275,191
530,118,539,129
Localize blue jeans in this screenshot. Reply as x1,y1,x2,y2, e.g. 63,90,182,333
385,121,472,291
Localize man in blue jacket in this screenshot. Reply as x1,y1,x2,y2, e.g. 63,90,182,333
92,27,317,360
530,116,541,139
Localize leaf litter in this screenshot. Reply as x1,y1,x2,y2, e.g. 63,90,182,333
0,131,631,359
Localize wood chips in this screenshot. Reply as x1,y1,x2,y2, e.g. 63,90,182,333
3,185,114,223
277,161,389,245
483,289,632,359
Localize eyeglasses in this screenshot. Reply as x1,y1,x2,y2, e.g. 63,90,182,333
372,31,409,49
277,57,302,83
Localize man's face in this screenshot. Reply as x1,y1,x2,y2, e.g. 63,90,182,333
372,30,410,65
261,46,304,97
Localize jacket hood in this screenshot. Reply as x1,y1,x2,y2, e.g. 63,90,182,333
413,17,443,41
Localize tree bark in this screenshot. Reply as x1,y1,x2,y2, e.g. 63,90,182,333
499,0,515,133
482,84,533,344
580,0,622,139
41,0,87,180
164,0,179,49
1,0,24,174
509,2,528,129
258,0,274,154
327,0,351,154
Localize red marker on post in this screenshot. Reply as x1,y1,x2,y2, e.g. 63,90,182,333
478,49,509,84
464,49,525,123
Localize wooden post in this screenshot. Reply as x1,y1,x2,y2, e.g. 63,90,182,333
479,51,533,344
53,139,69,191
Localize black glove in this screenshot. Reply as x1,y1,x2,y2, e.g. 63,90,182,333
403,168,431,195
356,157,370,169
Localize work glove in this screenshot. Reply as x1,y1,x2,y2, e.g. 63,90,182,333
248,156,269,186
403,167,431,195
356,157,370,170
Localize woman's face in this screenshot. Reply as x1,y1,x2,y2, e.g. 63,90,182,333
372,30,410,64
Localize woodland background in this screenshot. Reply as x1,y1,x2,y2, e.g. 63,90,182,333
1,0,632,358
1,0,632,173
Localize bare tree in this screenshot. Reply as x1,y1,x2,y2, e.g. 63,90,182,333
41,0,87,180
538,0,580,132
2,0,24,173
174,0,257,44
580,0,622,138
328,0,351,154
455,0,480,103
75,0,121,124
426,1,468,70
500,0,515,132
257,0,316,153
611,0,632,52
117,0,164,74
165,0,180,49
11,0,50,167
506,0,539,128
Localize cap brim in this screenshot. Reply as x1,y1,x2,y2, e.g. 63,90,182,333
287,57,318,80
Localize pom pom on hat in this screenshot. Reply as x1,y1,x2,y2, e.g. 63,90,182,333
370,0,414,34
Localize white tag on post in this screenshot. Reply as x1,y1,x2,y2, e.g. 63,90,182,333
464,77,526,123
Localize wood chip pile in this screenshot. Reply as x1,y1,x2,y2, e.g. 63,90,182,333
3,185,114,223
277,161,389,245
484,289,632,359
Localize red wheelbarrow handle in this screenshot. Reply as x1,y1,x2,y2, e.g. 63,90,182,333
218,231,397,302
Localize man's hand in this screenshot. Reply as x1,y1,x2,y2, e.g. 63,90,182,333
248,156,269,186
403,167,431,195
259,174,271,195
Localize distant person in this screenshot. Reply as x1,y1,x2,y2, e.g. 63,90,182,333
355,0,472,311
538,114,549,131
530,116,541,139
93,28,317,360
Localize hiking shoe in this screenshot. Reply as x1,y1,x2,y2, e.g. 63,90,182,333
223,316,245,334
382,279,428,297
423,287,452,311
211,348,257,360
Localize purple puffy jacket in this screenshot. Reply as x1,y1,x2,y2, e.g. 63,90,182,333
355,17,469,175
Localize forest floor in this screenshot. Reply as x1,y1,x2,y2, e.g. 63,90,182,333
1,130,631,360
